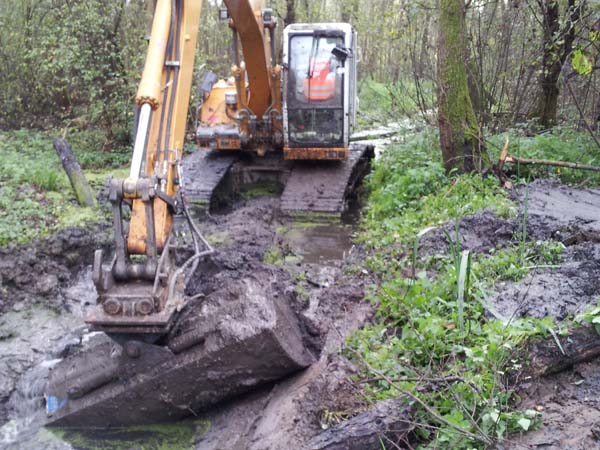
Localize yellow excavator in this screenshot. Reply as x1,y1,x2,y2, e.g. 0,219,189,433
46,0,372,426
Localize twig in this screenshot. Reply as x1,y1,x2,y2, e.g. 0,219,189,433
358,375,464,384
494,136,512,188
348,347,494,446
497,136,510,173
565,80,600,152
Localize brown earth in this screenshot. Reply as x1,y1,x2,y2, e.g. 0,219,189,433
2,179,600,449
0,196,397,450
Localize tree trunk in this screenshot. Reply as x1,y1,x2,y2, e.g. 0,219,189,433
341,0,359,23
534,0,580,129
522,325,600,379
437,0,487,173
53,138,97,208
306,398,414,450
284,0,296,27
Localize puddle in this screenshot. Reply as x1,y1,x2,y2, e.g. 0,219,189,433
286,224,355,265
351,118,426,158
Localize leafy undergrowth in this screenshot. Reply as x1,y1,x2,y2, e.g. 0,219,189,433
488,127,600,186
356,79,435,130
0,129,127,246
348,131,565,449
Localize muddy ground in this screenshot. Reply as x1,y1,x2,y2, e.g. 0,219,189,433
421,179,600,450
1,178,600,449
0,195,383,450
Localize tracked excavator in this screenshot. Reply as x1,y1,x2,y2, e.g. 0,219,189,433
45,0,373,426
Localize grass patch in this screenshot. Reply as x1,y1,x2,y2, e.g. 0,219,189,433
360,130,514,274
348,129,565,448
0,129,127,246
240,182,281,200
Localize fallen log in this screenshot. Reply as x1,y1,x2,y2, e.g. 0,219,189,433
522,325,600,378
53,138,96,208
350,128,401,142
305,398,414,450
503,154,600,173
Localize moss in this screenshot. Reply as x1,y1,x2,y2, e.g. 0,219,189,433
263,245,285,266
239,182,281,199
205,231,231,247
49,419,210,450
437,0,487,172
285,212,340,223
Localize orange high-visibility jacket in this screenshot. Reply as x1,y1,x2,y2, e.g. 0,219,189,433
303,59,336,101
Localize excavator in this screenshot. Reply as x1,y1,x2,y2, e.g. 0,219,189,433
45,0,372,426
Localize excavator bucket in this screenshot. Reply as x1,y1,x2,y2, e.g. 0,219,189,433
46,269,314,427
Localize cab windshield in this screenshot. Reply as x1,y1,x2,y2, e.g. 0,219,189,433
287,33,344,145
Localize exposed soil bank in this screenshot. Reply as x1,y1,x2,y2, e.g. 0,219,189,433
0,196,385,450
402,179,600,449
0,224,110,314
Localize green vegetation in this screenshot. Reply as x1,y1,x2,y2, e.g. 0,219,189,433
0,130,127,246
348,130,566,448
51,419,210,450
575,302,600,334
356,79,435,130
0,1,147,137
240,182,282,199
360,130,514,275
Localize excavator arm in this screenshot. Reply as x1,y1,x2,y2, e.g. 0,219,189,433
89,0,283,339
45,1,364,427
128,0,202,256
89,0,208,337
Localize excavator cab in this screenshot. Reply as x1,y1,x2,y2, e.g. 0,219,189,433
283,24,358,160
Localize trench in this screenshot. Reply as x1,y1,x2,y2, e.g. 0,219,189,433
5,123,600,449
0,123,410,450
0,203,363,450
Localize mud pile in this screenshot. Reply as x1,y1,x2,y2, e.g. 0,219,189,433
1,195,388,450
0,224,110,313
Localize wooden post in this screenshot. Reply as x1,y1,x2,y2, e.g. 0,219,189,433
53,138,97,208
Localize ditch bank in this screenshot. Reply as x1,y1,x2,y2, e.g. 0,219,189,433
0,196,396,450
418,178,600,449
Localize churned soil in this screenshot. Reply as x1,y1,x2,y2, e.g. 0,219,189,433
2,179,600,449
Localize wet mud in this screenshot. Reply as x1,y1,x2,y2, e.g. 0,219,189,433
0,224,110,314
507,358,600,449
0,195,377,449
2,177,600,449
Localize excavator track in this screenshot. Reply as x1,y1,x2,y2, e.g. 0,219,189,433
281,144,375,217
182,150,239,216
182,144,374,218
